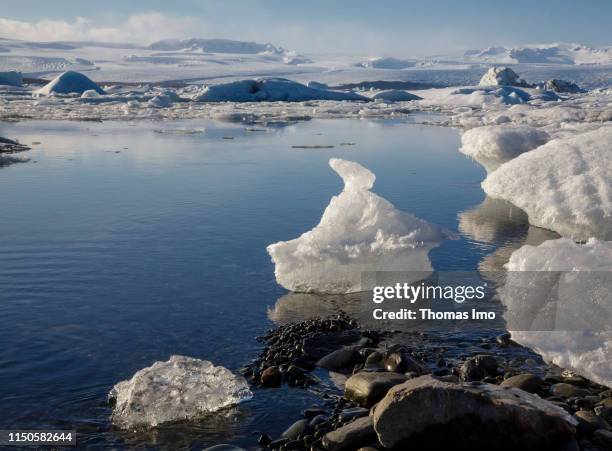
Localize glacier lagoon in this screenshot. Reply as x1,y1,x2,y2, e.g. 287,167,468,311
0,117,550,448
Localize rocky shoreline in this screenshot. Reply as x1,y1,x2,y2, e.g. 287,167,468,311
223,312,612,451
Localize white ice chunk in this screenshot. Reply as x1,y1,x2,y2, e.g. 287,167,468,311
267,158,449,293
193,78,367,102
36,71,105,96
460,125,549,172
501,238,612,387
109,355,252,429
147,94,172,108
483,126,612,239
479,67,523,87
369,90,422,102
81,89,101,99
358,57,415,69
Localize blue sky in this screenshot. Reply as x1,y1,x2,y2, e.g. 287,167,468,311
1,0,611,55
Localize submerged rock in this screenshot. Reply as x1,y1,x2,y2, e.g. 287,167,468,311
373,375,578,450
109,355,252,429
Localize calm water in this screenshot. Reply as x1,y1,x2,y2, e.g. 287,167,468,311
0,117,538,449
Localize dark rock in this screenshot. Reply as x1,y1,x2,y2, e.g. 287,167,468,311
282,419,310,440
337,407,369,422
261,366,282,387
384,352,423,374
344,372,408,407
592,429,612,448
459,354,498,381
303,407,327,419
203,446,245,451
373,375,577,450
258,434,272,447
500,373,543,393
552,383,590,399
302,331,361,361
322,416,376,451
574,410,611,434
317,348,362,370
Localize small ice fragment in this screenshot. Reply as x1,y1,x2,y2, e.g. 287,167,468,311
267,158,449,293
109,355,252,429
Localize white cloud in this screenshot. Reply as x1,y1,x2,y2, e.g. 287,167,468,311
0,13,201,44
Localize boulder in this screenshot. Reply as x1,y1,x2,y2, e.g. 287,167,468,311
543,79,583,93
344,372,407,407
574,410,611,434
500,373,543,393
373,375,577,450
322,416,376,451
261,366,282,387
317,348,362,370
551,383,589,398
459,354,498,381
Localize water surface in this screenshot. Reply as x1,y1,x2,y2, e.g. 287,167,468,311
0,117,538,449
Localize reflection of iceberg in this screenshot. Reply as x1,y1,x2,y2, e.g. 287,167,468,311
458,196,529,244
267,158,449,293
110,355,252,429
500,238,612,387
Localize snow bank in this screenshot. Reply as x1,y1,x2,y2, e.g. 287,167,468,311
479,67,525,87
460,125,549,172
193,78,367,102
36,71,105,96
369,90,422,102
483,126,612,240
501,238,612,387
0,71,22,86
267,158,449,293
109,355,252,429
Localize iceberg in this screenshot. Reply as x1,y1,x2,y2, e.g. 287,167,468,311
483,126,612,240
358,57,415,69
192,78,367,102
501,238,612,387
35,71,106,96
460,125,549,172
109,355,252,429
0,70,22,87
478,67,527,87
267,158,449,293
369,90,422,102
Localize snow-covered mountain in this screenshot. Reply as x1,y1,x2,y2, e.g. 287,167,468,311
464,43,612,65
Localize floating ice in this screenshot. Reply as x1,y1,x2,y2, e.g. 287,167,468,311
483,126,612,240
478,67,525,87
109,355,252,429
267,158,449,293
542,79,584,93
501,238,612,387
36,71,105,96
81,89,101,99
193,78,367,102
369,90,422,102
460,125,549,172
